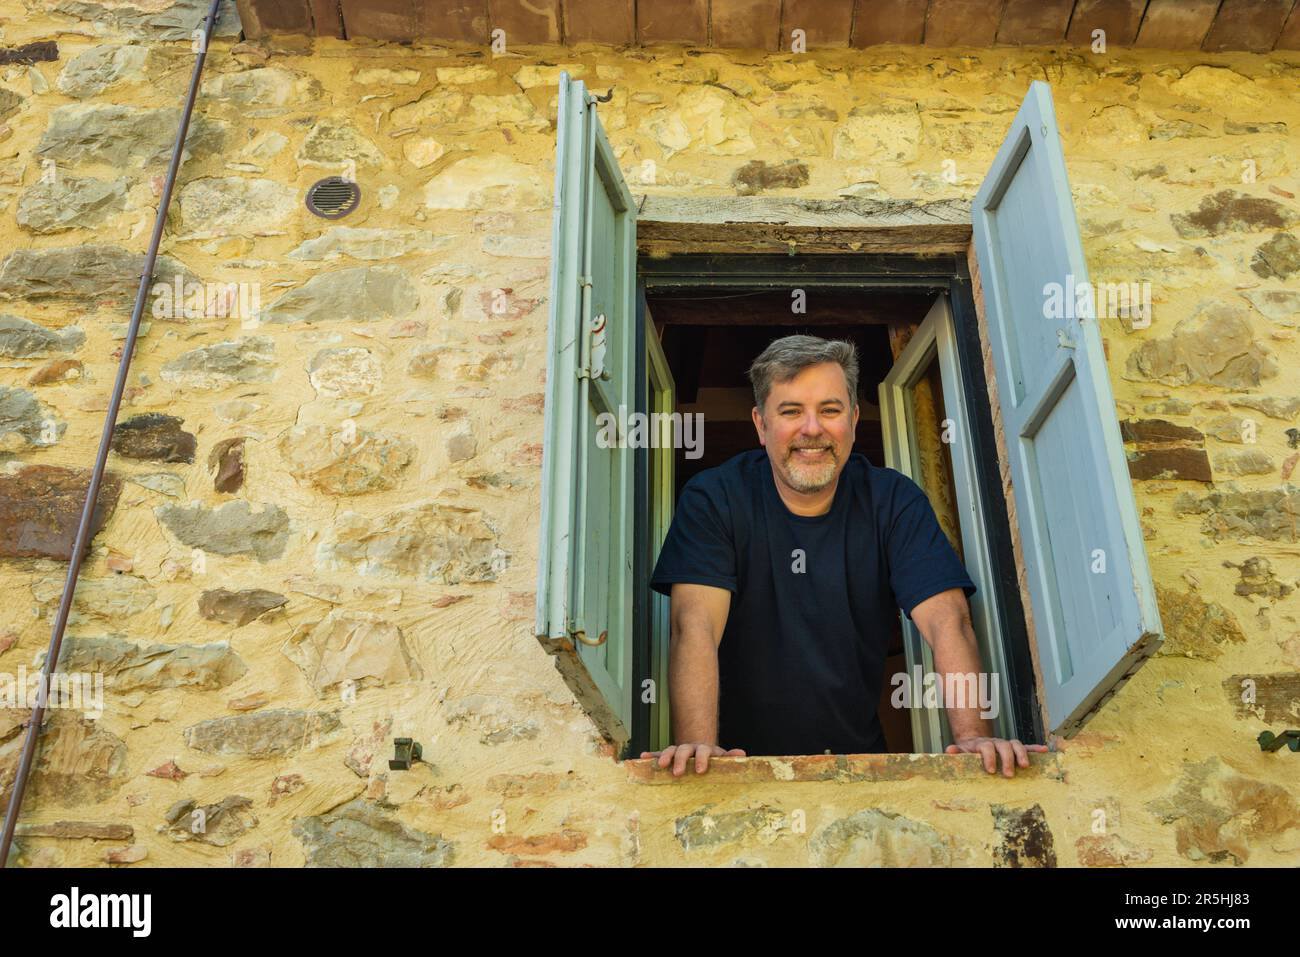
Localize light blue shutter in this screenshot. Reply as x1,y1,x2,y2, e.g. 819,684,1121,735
972,81,1163,737
536,74,636,745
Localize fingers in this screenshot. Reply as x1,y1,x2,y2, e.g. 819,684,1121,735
993,738,1016,777
977,739,998,774
724,748,747,756
672,744,695,777
1010,738,1030,770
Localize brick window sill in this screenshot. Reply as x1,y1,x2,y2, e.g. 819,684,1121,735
624,751,1064,784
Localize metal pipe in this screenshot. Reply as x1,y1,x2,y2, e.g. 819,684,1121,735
0,0,225,868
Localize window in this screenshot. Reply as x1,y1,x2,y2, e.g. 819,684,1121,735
538,75,1164,760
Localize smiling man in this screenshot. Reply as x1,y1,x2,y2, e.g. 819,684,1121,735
643,334,1047,777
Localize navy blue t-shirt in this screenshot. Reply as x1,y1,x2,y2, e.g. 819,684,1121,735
650,448,976,757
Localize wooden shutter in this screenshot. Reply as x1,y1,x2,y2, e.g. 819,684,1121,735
972,81,1163,737
536,74,637,748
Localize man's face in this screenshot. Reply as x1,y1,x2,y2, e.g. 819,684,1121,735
751,361,859,494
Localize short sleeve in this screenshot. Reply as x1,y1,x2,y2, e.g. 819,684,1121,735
650,477,737,596
885,477,977,620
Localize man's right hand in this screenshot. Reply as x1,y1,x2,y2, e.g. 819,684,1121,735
639,743,747,776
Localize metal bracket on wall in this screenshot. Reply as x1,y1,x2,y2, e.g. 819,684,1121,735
1257,730,1300,752
388,738,424,770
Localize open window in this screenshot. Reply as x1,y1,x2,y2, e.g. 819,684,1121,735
538,75,1164,760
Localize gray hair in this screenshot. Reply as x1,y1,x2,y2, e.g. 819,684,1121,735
747,334,860,414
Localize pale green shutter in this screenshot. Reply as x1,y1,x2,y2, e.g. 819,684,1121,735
537,74,637,746
973,81,1163,737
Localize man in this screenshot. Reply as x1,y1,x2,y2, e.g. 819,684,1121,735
643,334,1048,777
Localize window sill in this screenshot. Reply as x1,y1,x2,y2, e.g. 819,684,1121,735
625,751,1064,784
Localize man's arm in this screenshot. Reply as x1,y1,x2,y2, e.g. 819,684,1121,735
638,582,746,776
910,587,1048,777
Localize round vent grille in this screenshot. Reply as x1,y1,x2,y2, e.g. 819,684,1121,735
305,177,361,219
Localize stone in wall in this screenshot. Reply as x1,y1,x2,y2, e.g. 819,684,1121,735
0,386,65,450
162,795,257,846
293,798,454,867
1230,395,1300,419
1226,557,1294,601
640,88,755,157
732,159,810,195
991,804,1057,867
183,709,341,758
287,227,445,261
1154,583,1247,660
318,502,504,583
257,266,419,325
0,465,122,561
1170,189,1300,238
1146,757,1299,865
110,413,197,463
674,804,787,853
390,88,466,127
1250,232,1300,279
155,500,290,561
56,45,149,99
307,348,381,398
467,92,547,131
208,437,245,493
198,588,286,626
1213,449,1274,476
809,808,975,867
0,316,84,358
160,336,276,389
177,177,298,238
1242,289,1300,326
31,574,155,625
1075,834,1153,867
16,176,127,234
0,718,128,806
422,156,547,210
1124,305,1276,389
201,67,322,107
297,120,384,169
55,635,248,691
1173,485,1300,543
0,88,21,123
51,0,242,39
0,245,192,303
281,609,422,698
36,104,226,168
443,694,540,746
278,424,414,495
834,104,922,163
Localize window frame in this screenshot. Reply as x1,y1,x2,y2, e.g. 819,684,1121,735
630,251,1045,757
879,293,1017,753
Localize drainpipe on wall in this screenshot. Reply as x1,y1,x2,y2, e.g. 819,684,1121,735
0,0,227,869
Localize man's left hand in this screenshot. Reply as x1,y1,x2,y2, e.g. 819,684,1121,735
944,736,1050,777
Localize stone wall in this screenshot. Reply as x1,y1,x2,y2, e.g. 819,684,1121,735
0,1,1297,867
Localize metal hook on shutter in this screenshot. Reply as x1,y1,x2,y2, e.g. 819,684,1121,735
573,629,608,647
